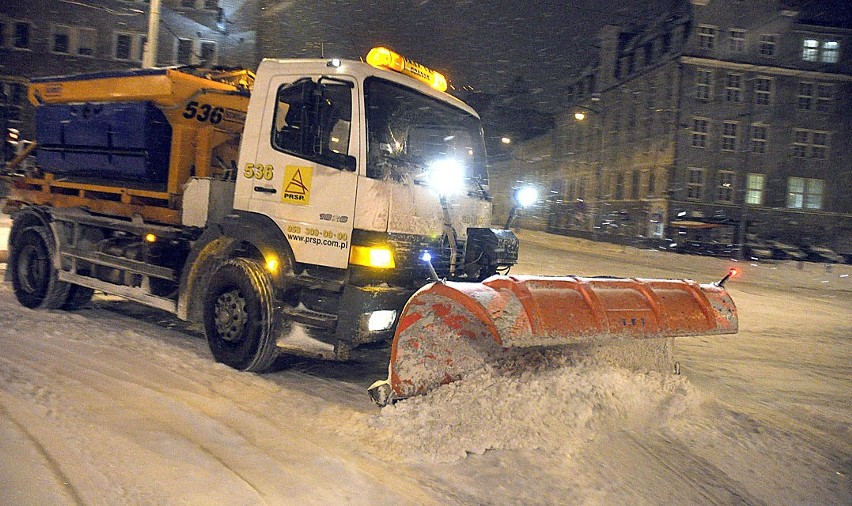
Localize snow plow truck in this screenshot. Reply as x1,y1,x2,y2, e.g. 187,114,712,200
2,48,738,405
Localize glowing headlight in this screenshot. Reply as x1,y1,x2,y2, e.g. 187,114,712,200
367,310,397,332
427,158,465,196
515,186,539,208
350,245,395,268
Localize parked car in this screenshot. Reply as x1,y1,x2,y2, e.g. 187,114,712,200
804,245,844,263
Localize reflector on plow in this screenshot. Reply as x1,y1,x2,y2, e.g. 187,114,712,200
369,275,737,405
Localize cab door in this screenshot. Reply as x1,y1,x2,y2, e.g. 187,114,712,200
245,75,358,269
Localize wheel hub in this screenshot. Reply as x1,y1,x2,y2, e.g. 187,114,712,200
213,289,248,342
18,244,47,294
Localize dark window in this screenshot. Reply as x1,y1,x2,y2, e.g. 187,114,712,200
273,78,354,170
177,38,193,64
115,33,132,60
13,22,30,49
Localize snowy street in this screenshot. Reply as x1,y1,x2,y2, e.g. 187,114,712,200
0,231,849,505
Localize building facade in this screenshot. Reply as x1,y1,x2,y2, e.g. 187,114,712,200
502,0,851,257
0,0,259,138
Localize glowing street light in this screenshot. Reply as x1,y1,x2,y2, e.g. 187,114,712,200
574,111,587,121
501,137,512,144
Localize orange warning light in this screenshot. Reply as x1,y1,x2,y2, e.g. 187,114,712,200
366,47,448,92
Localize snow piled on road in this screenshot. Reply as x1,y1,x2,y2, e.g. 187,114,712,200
369,355,701,462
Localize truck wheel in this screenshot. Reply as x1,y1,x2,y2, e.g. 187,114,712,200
203,258,279,372
10,226,71,309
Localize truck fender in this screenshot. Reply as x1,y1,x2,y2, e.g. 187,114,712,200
177,211,296,322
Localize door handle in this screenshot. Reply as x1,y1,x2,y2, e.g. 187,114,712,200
254,186,277,194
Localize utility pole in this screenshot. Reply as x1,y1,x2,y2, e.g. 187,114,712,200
142,0,161,68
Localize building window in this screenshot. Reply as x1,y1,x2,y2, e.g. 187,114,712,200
746,173,765,205
698,25,717,50
114,33,133,60
754,76,772,105
52,25,71,54
792,129,829,160
751,124,768,154
615,173,624,200
648,170,656,196
200,41,217,66
78,28,96,56
181,0,196,8
632,170,640,199
821,40,839,63
802,38,819,61
802,38,840,63
797,82,813,110
716,170,735,203
137,34,147,61
729,29,746,52
691,118,709,148
0,22,5,48
787,177,824,209
177,38,193,64
759,34,776,56
687,168,705,201
722,121,738,151
695,68,713,102
816,83,833,112
725,73,742,103
13,21,30,49
204,0,219,8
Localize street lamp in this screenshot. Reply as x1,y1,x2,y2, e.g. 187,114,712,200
572,103,606,241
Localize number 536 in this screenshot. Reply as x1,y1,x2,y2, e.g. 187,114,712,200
244,163,274,180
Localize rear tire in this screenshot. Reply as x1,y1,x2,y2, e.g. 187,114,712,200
9,226,71,309
203,258,279,372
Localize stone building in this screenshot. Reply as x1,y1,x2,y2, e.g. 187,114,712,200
0,0,259,137
496,0,851,257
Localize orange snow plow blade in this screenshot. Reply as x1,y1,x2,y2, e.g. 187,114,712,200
369,275,737,405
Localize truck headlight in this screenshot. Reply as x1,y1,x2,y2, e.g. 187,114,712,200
367,310,397,332
427,158,465,196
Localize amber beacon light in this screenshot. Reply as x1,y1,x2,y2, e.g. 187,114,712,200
366,47,448,92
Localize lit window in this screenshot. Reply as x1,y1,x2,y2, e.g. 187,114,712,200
746,173,765,205
802,38,819,61
729,29,745,52
787,177,823,209
821,40,839,63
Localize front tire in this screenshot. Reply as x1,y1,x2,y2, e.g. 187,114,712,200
203,258,279,372
10,226,72,309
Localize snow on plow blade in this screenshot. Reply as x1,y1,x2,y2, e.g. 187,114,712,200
369,275,737,405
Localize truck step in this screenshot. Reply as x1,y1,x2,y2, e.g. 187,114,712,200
280,306,338,330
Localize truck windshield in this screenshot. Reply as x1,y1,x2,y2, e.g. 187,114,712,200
365,78,488,190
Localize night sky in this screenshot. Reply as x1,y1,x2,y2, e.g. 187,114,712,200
261,0,674,107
